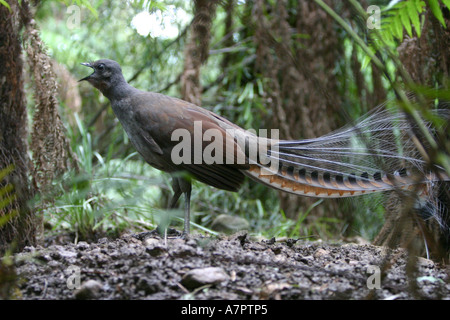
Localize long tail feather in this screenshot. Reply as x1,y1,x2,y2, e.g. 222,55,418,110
243,104,449,197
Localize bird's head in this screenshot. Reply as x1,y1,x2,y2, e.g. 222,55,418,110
79,59,125,94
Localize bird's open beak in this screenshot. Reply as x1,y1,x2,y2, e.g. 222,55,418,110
78,62,94,82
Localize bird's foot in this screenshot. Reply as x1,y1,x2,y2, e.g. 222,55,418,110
133,227,182,241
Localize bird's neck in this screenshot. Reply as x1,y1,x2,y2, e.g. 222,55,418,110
102,79,138,101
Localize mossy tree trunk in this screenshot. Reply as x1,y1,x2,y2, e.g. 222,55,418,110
0,0,37,253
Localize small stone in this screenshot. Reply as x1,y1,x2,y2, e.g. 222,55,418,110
136,278,160,294
181,267,229,289
74,280,104,300
172,245,197,258
271,245,283,255
143,238,160,246
236,286,253,295
47,260,60,268
313,248,330,258
146,244,167,257
57,249,77,259
36,252,51,262
98,238,108,244
417,257,435,268
297,254,313,264
260,282,292,299
76,242,90,250
211,214,250,233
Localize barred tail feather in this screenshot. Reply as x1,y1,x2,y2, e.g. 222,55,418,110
243,104,449,198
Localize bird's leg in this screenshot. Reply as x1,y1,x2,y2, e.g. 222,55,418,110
135,177,184,240
158,176,191,237
135,176,192,241
177,177,192,237
183,187,191,236
168,178,182,209
156,177,183,236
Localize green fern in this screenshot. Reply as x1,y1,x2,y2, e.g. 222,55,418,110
360,0,449,70
428,0,448,27
379,0,449,43
380,0,426,43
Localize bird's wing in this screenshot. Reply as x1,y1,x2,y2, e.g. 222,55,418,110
133,93,249,191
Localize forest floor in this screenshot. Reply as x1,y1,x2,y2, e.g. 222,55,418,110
11,231,450,300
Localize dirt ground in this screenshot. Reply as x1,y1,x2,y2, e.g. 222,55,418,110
10,232,450,300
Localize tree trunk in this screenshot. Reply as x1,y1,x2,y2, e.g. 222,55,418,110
181,0,218,105
253,0,350,235
25,19,78,191
0,0,37,253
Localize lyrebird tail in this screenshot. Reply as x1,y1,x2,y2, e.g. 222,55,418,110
243,104,449,198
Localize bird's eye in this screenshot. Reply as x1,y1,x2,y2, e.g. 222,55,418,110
97,64,105,71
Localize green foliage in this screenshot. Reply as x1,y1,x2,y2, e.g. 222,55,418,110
372,0,450,44
42,113,163,240
351,0,450,72
372,0,450,49
0,0,11,12
133,0,166,12
428,0,448,27
382,0,426,41
62,0,101,17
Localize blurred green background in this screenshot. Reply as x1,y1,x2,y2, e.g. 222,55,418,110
18,0,449,243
